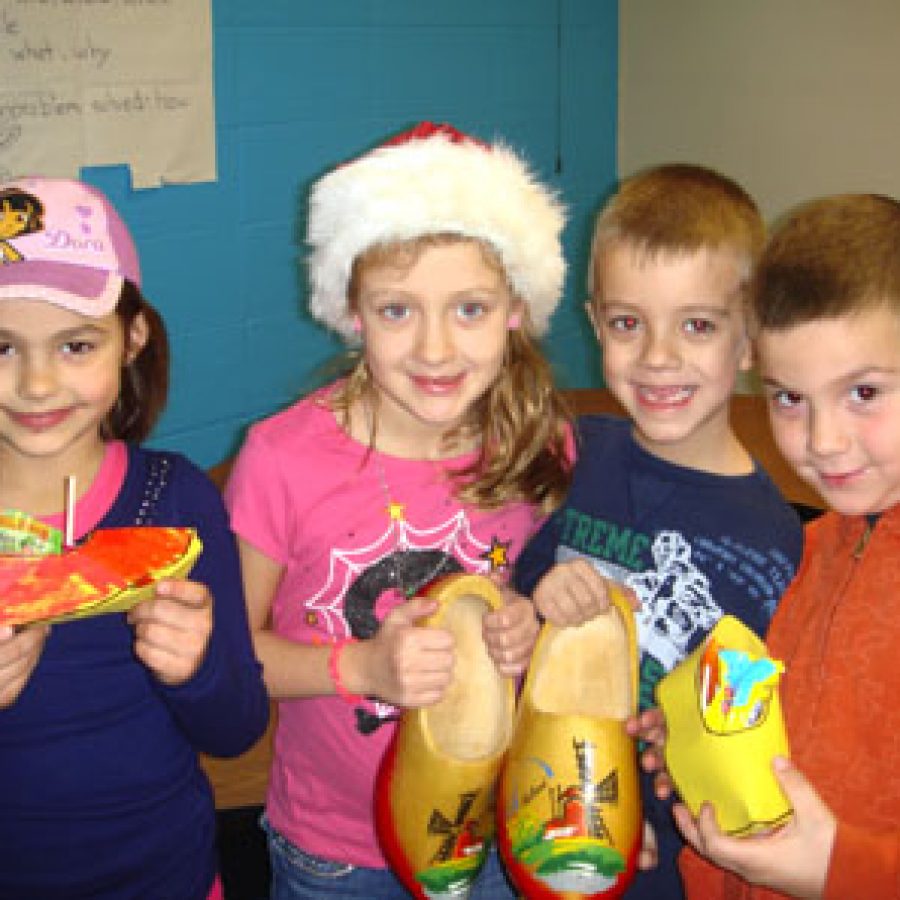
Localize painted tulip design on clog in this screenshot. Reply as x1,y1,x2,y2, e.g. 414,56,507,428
498,587,641,899
375,573,515,900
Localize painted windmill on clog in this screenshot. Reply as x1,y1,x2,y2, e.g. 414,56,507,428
497,587,642,899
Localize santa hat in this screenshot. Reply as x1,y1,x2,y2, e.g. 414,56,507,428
307,122,566,340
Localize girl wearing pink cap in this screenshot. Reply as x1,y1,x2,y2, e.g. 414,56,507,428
0,177,268,900
226,122,573,899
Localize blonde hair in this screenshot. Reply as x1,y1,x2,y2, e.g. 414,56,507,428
589,163,765,300
753,193,900,330
333,234,572,512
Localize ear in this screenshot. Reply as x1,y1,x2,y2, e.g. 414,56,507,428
124,311,150,365
506,297,525,330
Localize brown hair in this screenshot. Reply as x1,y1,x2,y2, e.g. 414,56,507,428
334,235,572,512
589,163,765,299
752,193,900,331
102,279,169,443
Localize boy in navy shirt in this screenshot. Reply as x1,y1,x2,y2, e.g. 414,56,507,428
515,164,804,899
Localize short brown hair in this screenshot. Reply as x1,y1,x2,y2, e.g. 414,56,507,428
102,279,169,443
753,193,900,331
590,163,764,298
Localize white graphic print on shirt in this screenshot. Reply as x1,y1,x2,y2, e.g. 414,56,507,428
309,508,509,734
559,529,723,710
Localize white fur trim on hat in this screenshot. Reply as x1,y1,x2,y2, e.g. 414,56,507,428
306,126,566,340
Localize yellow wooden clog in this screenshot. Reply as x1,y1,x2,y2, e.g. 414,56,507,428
498,587,642,899
375,573,515,900
656,614,792,835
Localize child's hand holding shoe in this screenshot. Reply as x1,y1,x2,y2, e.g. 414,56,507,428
482,584,540,677
674,756,836,900
533,557,635,626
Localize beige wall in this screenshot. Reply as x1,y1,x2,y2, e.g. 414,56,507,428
619,0,900,220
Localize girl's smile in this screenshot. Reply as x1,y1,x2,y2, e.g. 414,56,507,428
6,407,75,431
409,373,467,395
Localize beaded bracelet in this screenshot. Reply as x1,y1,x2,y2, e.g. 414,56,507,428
328,638,363,706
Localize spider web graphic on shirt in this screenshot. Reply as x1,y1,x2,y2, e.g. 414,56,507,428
307,509,494,639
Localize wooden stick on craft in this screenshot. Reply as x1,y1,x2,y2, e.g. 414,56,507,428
64,475,76,549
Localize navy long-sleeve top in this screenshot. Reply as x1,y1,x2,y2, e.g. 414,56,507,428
0,446,269,900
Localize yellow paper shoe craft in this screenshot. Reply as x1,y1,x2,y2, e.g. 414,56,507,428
656,614,792,835
497,586,642,899
374,573,515,900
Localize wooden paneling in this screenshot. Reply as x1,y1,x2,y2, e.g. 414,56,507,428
200,709,276,810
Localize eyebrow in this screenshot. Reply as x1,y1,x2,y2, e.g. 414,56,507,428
838,366,900,383
363,286,503,301
58,324,107,337
0,323,109,341
597,301,734,317
761,365,900,392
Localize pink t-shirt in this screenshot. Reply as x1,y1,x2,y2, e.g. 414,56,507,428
226,386,545,867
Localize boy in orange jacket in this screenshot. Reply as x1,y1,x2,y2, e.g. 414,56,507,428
675,193,900,899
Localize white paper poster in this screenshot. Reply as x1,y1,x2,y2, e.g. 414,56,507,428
0,0,215,188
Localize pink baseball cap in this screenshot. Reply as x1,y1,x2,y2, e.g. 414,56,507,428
0,177,140,317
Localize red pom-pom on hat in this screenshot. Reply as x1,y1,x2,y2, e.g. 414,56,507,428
382,121,490,151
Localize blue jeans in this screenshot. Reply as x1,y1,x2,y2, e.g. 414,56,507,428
263,817,518,899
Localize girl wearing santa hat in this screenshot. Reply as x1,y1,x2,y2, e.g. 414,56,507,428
226,122,572,899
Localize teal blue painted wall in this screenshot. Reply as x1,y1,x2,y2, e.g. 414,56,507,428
82,0,618,468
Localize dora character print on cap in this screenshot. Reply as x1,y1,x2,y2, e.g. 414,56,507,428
0,188,44,264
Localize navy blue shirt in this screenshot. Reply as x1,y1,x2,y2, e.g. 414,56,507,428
0,446,269,900
515,415,803,900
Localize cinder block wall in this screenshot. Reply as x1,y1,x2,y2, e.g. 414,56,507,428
83,0,617,468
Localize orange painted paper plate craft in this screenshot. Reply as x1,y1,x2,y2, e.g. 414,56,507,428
375,573,515,900
497,587,642,899
0,515,202,628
